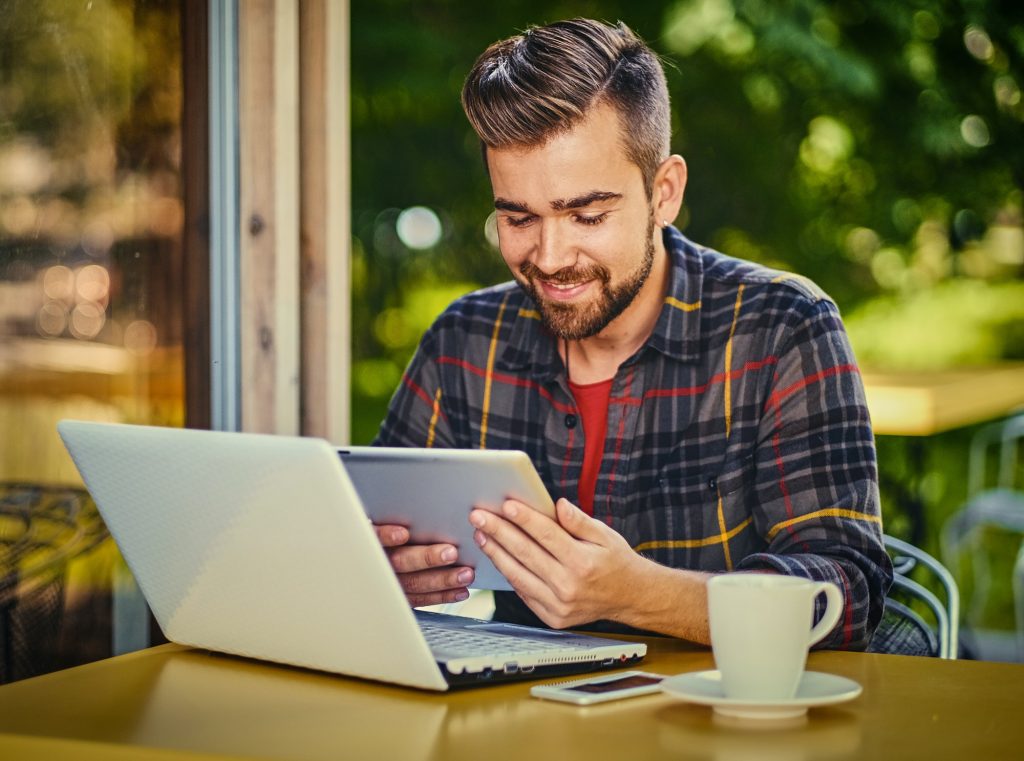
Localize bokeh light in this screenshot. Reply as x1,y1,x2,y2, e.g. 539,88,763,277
81,219,114,256
75,264,110,304
484,211,499,249
799,116,854,175
42,265,75,302
36,302,68,337
960,115,990,148
1,196,37,235
353,358,401,399
963,25,994,62
124,319,158,355
396,205,443,249
69,301,105,339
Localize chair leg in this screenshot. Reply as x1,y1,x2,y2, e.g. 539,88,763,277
1014,539,1024,662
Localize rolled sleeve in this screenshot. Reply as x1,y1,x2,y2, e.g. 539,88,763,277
736,298,892,650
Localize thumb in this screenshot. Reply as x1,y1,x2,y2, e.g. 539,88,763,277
555,498,604,542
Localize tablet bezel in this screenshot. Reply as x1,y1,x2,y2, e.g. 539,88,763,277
338,447,555,591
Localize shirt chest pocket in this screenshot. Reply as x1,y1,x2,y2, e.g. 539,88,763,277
622,456,751,570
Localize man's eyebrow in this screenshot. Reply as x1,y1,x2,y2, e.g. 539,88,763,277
551,191,622,211
494,198,533,213
494,191,622,214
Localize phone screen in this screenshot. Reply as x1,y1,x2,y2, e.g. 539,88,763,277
566,674,664,694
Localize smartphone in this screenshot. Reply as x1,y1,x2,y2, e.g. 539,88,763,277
529,671,667,705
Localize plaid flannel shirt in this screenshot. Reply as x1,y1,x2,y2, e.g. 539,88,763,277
375,226,892,650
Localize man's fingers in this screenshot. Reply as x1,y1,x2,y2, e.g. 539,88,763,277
375,535,475,608
407,588,471,607
553,498,607,543
374,524,410,548
474,527,548,599
399,566,475,595
471,504,561,574
387,542,460,574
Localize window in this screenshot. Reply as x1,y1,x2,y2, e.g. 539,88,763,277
0,0,186,681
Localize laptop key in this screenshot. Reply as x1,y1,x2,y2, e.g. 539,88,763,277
419,622,591,656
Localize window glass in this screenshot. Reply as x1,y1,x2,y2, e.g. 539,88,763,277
0,0,183,680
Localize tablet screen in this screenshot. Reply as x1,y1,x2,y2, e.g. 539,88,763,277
339,447,555,591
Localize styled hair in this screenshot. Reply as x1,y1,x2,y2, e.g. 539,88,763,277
461,18,671,195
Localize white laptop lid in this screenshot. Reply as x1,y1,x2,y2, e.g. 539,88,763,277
58,420,449,691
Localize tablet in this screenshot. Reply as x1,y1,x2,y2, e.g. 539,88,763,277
338,447,555,591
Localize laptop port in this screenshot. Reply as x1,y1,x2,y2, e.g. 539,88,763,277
503,662,519,674
520,665,535,674
477,667,493,680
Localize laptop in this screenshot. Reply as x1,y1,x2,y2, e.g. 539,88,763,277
57,420,646,691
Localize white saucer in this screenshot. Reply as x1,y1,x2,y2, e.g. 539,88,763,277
661,670,862,720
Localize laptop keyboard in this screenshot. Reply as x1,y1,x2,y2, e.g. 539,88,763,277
419,621,580,655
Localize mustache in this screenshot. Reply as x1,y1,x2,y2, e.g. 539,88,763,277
519,261,610,285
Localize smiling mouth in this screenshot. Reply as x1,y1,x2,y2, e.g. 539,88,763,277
538,279,592,301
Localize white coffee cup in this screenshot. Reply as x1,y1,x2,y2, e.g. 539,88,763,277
707,574,843,701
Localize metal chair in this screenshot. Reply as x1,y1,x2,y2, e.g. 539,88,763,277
881,534,960,659
943,413,1024,661
966,413,1024,497
0,483,108,682
942,490,1024,661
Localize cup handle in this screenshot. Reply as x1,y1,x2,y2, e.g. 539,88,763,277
807,582,844,647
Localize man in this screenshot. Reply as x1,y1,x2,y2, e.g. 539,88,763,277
373,18,891,649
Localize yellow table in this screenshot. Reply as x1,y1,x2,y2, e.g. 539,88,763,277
861,363,1024,542
0,639,1022,760
862,364,1024,436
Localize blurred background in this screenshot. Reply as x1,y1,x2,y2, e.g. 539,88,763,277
1,0,1022,679
350,0,1024,446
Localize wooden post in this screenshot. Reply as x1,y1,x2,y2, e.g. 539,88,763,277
237,0,301,434
299,0,351,444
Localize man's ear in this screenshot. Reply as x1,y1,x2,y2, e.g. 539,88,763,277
651,155,687,226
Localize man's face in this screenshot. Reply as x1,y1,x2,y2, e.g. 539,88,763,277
486,102,665,341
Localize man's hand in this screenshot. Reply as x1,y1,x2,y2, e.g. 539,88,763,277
469,498,651,629
373,524,475,607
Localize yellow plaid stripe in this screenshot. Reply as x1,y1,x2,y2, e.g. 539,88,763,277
425,388,442,448
723,284,744,439
665,296,701,312
633,516,753,552
479,293,509,449
766,509,883,541
713,285,746,568
715,493,734,570
518,308,540,320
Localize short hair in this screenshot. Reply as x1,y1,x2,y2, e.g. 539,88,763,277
461,18,671,195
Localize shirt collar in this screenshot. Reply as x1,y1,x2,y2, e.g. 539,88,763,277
496,291,564,380
645,225,705,364
497,225,705,376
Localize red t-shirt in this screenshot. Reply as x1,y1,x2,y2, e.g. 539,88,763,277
568,377,613,516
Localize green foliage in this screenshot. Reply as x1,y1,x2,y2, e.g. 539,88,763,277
845,279,1024,369
0,0,138,147
0,0,182,202
351,1,1024,443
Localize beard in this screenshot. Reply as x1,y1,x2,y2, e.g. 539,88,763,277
516,216,656,341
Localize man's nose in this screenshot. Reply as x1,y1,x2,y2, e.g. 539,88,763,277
532,219,577,274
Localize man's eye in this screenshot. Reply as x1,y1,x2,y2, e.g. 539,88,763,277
504,215,535,228
574,213,608,226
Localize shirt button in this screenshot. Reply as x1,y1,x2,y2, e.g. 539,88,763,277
564,414,578,429
707,477,718,492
